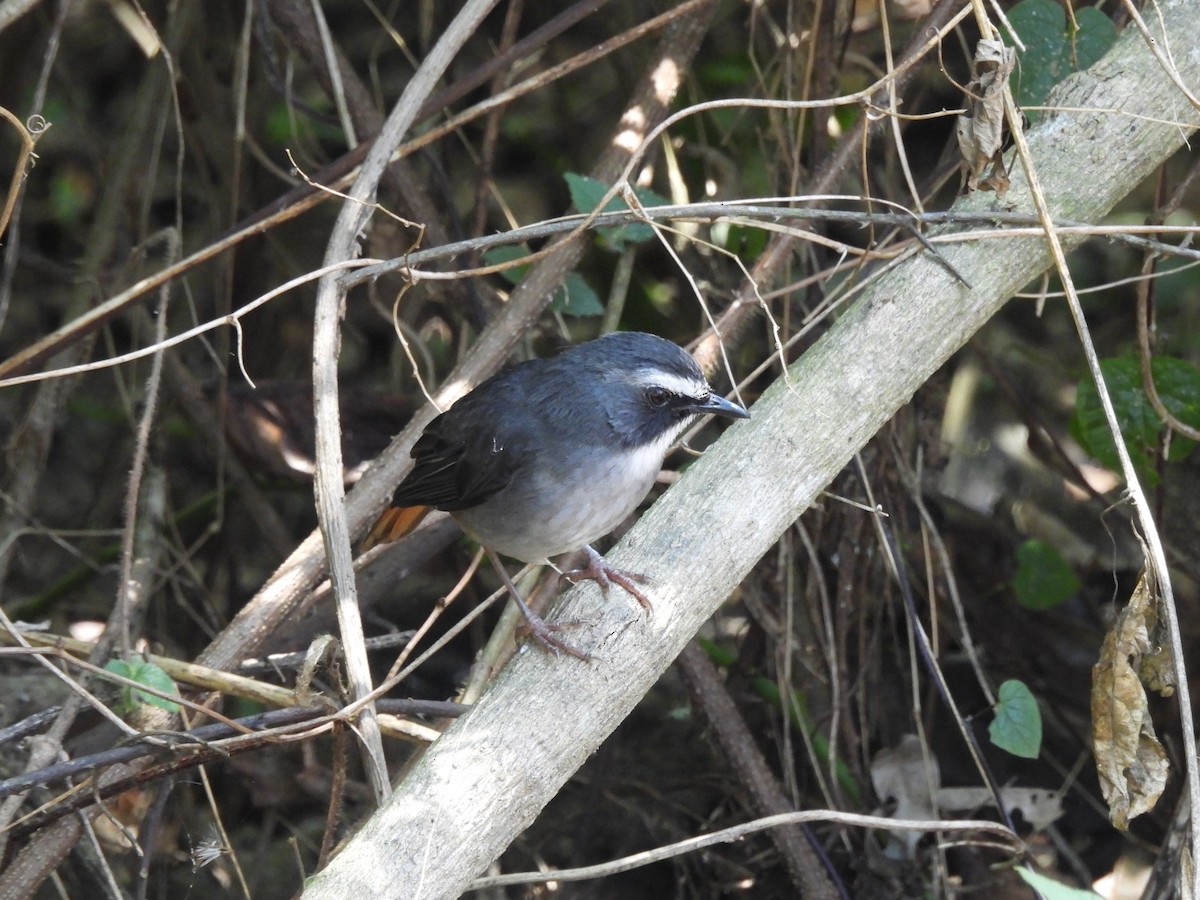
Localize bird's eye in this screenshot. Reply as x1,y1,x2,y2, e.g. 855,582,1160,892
645,386,671,407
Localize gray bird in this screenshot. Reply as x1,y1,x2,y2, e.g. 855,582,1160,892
363,331,749,657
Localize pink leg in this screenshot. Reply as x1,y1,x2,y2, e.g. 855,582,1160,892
564,545,652,611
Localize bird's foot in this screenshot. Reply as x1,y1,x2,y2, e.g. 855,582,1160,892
487,550,593,660
564,545,652,611
514,611,591,660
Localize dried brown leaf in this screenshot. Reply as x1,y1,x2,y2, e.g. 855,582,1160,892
1091,573,1172,830
956,39,1016,194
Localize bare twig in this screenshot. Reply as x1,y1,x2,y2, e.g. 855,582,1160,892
470,810,1021,890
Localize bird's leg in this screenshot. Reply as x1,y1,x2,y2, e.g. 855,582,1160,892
564,545,652,611
487,550,591,661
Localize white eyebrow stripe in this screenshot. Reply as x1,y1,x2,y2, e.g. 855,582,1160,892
631,369,708,397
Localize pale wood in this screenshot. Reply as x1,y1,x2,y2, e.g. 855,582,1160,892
304,3,1200,896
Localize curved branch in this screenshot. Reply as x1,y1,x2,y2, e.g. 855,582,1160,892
303,1,1200,894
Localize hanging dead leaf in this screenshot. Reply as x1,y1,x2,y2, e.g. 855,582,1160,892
956,39,1016,195
1138,601,1175,698
975,151,1010,196
1091,572,1172,830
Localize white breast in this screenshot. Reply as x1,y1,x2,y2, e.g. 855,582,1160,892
453,422,688,563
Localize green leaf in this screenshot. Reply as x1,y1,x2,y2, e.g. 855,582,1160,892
563,172,668,251
564,172,669,216
696,58,755,88
1008,0,1117,123
549,273,604,317
716,222,769,258
1012,539,1079,610
481,245,531,285
565,172,617,215
105,659,134,681
131,662,182,711
1015,867,1103,899
696,636,738,668
1071,8,1120,70
265,100,345,147
989,679,1042,759
1070,355,1200,488
106,658,182,713
1148,355,1200,423
482,246,603,316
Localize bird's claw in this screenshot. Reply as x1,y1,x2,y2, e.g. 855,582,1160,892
515,613,592,660
565,546,652,611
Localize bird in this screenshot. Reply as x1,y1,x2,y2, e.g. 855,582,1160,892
362,331,749,657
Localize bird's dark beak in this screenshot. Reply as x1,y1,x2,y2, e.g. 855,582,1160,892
688,393,749,420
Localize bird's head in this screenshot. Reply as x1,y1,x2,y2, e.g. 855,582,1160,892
584,332,749,450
